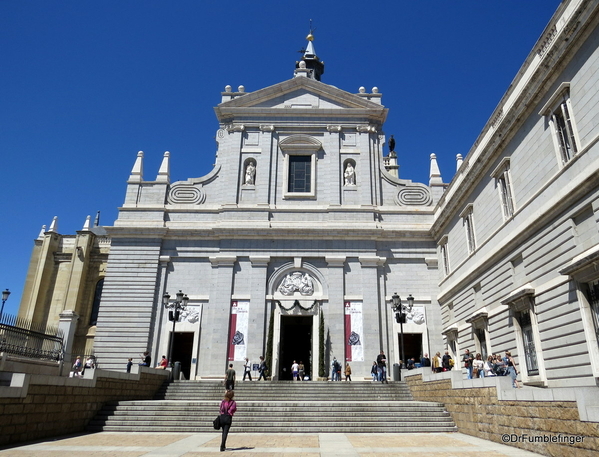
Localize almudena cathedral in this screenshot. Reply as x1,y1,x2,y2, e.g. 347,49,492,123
16,0,599,387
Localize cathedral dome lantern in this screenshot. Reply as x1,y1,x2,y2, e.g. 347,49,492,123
295,29,324,81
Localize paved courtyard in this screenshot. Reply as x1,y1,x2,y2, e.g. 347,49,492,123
0,432,544,456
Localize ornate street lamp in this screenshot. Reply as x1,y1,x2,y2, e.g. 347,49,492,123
0,289,10,321
391,292,414,369
162,290,189,369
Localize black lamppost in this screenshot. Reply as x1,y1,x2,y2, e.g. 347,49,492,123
162,290,188,368
391,292,414,369
0,289,10,321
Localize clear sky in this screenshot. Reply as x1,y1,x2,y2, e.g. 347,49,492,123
0,1,562,316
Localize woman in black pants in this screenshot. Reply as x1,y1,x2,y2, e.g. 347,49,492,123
219,390,237,451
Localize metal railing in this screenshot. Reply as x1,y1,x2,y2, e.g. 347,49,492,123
0,313,63,362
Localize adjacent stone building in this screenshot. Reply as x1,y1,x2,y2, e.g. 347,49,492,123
17,0,599,387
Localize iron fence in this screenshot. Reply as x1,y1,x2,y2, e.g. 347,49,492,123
0,313,63,361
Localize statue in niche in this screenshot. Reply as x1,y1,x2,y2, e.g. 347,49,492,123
344,162,356,186
278,271,315,296
244,160,256,185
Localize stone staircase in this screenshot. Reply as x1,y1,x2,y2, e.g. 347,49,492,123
87,380,456,433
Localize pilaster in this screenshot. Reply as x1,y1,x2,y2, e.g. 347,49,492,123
326,256,346,372
359,255,387,367
198,255,237,378
248,256,270,359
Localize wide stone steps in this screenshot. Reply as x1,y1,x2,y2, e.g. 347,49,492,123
88,381,456,433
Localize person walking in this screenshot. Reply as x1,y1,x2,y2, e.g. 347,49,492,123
257,356,268,381
370,361,378,381
298,361,305,381
376,350,388,383
345,363,352,381
219,390,237,452
291,360,299,381
504,351,520,388
331,357,340,381
224,363,236,391
243,357,252,381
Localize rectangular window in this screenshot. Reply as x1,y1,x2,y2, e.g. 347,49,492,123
460,204,476,254
539,83,580,166
585,279,599,347
283,153,316,198
474,327,488,360
498,168,514,219
518,311,539,376
491,158,515,221
439,235,450,276
552,100,578,163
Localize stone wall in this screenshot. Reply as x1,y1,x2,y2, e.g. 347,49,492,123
0,366,169,446
404,369,599,457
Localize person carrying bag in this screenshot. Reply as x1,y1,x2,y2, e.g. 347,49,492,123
218,390,237,451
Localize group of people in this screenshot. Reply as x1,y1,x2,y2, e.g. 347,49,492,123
461,349,520,387
125,352,169,373
428,349,520,388
291,360,308,381
330,357,352,381
71,355,96,377
223,356,268,390
369,350,388,382
431,351,456,372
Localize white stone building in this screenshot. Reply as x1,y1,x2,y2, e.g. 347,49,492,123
18,0,599,387
88,33,445,379
433,0,599,388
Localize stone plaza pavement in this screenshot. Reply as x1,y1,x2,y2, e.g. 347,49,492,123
0,432,545,456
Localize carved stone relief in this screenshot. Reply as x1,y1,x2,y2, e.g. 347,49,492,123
278,272,315,296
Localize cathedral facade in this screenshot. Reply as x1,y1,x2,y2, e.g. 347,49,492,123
17,0,599,387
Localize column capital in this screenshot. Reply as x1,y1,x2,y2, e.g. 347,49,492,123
359,256,387,267
250,256,270,267
326,256,346,267
209,255,237,267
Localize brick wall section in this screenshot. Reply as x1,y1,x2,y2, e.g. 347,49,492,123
405,373,599,457
0,368,168,446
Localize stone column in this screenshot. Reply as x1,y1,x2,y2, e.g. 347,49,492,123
325,256,346,378
150,256,170,366
198,255,236,378
58,310,79,375
249,256,270,360
359,255,387,368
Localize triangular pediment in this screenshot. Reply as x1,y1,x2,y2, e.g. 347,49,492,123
216,77,383,111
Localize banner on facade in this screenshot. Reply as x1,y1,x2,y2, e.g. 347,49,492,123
344,301,364,361
227,300,249,361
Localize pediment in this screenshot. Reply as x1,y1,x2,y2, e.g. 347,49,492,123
217,77,383,111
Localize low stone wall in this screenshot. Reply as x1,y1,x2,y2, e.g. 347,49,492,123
403,369,599,457
0,366,169,446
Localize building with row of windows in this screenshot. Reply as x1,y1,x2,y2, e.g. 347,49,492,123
16,0,599,387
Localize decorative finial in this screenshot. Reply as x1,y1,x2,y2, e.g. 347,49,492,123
306,19,314,41
37,225,47,239
82,215,91,231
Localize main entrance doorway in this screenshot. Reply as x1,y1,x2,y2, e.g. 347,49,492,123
172,332,194,380
400,333,423,364
279,315,312,380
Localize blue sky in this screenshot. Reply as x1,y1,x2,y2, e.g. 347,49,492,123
0,1,562,316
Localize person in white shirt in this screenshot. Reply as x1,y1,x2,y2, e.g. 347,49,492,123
291,360,299,381
243,357,252,381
